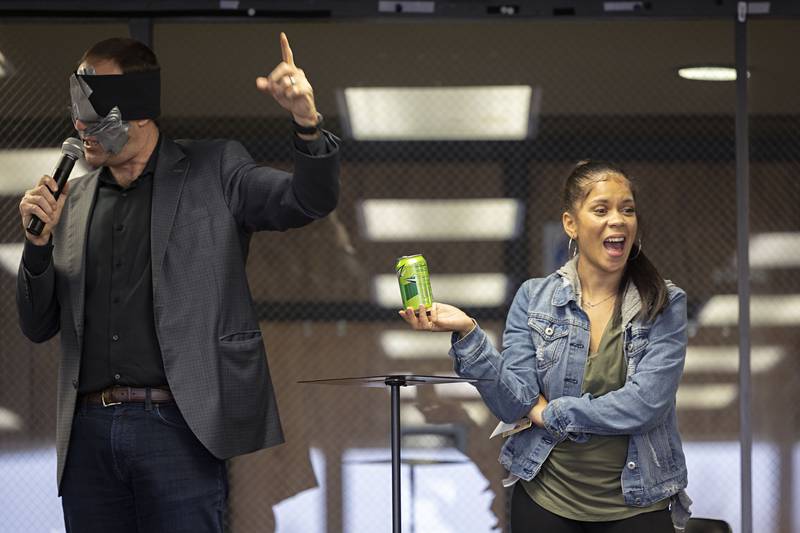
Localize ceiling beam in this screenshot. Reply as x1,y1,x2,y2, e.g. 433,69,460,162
0,0,797,20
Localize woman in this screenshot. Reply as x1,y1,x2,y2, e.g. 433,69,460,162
400,161,691,532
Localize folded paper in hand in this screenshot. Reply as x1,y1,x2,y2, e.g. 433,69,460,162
490,418,532,439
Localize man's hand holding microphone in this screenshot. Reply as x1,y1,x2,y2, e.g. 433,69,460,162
19,137,83,246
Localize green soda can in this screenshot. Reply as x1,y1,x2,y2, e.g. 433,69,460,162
396,254,434,313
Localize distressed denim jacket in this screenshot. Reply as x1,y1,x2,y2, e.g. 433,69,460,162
449,257,692,530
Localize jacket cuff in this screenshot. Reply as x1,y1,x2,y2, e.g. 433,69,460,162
290,131,340,218
23,238,53,277
449,321,485,367
293,129,337,157
542,398,568,440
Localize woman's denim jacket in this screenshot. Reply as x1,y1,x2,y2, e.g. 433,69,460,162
449,258,692,530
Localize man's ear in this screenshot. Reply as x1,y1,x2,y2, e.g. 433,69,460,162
562,211,576,240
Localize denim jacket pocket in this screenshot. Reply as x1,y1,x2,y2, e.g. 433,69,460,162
528,316,569,370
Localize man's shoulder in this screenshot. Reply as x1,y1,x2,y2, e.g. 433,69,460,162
67,166,101,191
168,138,254,165
173,137,241,153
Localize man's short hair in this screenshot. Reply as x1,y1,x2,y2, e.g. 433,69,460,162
79,38,159,73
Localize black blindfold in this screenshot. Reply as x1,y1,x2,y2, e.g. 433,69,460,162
77,69,161,120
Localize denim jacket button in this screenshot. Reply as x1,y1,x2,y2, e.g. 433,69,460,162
545,327,554,336
627,343,634,351
627,461,637,470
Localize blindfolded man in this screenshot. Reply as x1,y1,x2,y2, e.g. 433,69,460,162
17,35,339,533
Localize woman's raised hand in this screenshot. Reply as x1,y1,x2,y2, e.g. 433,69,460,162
399,302,475,337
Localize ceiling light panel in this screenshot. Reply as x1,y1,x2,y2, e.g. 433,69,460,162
749,232,800,269
677,384,737,410
0,148,91,195
343,86,535,141
684,346,784,374
359,199,523,241
677,66,743,81
380,330,500,359
698,295,800,327
374,273,510,308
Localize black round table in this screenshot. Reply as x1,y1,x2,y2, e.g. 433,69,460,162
299,374,481,533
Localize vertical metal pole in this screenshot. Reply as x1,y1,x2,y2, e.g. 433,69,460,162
735,4,752,533
391,382,401,533
409,464,416,533
128,18,154,49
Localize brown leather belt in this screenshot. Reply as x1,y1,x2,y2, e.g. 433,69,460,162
82,386,173,407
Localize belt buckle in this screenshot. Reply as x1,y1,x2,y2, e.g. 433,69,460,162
101,390,122,407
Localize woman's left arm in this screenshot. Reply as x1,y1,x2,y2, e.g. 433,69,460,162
540,288,688,441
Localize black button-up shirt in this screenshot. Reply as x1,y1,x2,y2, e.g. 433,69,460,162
77,135,165,393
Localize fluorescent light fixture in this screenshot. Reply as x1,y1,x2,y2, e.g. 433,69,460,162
359,199,523,241
340,85,538,141
604,1,645,11
0,243,23,276
0,148,91,195
400,404,426,425
380,330,499,359
678,66,749,82
378,1,434,13
750,232,800,268
685,346,784,373
461,401,492,426
0,50,13,79
433,382,481,400
698,294,800,327
399,387,417,400
677,384,737,410
374,273,510,308
0,407,22,431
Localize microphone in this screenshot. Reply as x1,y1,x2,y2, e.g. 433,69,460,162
26,137,84,237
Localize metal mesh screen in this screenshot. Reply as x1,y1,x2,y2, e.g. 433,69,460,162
0,15,798,533
747,20,800,533
0,21,133,533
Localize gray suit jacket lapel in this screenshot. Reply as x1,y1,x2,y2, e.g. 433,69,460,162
151,138,190,295
65,170,100,351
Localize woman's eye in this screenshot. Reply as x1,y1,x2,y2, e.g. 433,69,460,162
623,207,636,215
594,208,607,215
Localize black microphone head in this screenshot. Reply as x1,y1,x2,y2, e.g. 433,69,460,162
62,137,84,160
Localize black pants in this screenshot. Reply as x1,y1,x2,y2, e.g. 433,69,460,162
511,482,674,533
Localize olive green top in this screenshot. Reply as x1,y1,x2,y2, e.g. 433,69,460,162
521,315,669,521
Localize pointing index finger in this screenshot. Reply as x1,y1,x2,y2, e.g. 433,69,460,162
280,32,294,66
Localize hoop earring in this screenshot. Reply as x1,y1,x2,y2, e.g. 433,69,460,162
567,237,578,258
628,237,642,261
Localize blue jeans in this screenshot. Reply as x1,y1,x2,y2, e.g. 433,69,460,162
60,400,227,533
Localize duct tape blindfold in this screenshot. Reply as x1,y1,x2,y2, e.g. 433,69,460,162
78,69,161,120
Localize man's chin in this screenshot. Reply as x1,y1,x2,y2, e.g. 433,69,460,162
84,152,108,168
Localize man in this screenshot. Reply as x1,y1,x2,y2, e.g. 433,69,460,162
16,34,339,532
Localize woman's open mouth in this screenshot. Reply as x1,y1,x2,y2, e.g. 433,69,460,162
604,236,626,257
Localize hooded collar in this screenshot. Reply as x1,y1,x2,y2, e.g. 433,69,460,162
555,256,642,326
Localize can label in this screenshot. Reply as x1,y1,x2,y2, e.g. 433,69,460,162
396,254,433,310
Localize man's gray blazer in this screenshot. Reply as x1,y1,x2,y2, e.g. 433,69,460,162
16,135,340,490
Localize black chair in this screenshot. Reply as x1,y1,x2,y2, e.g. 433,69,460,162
685,517,733,533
